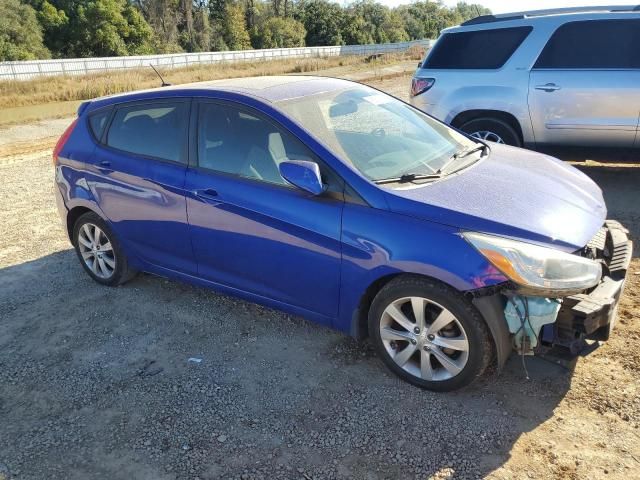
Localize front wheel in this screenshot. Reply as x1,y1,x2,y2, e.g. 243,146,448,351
368,276,492,391
72,212,136,286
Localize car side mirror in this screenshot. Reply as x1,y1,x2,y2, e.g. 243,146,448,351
279,160,325,196
417,61,422,68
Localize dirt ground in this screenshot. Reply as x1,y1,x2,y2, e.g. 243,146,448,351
0,71,639,480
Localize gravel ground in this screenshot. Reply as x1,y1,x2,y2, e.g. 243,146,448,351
0,73,639,480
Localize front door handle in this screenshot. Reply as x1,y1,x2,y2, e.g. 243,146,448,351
535,83,561,92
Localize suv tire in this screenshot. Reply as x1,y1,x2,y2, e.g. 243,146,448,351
459,117,521,147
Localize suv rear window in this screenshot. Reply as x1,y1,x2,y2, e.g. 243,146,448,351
106,102,189,163
424,27,532,69
535,19,640,69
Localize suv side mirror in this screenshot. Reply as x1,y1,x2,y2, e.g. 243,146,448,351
417,61,422,68
279,160,325,195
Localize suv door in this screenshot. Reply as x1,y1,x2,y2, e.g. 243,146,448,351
528,19,640,148
88,99,197,274
185,100,344,320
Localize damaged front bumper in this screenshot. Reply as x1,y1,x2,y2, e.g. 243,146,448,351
474,220,633,364
542,220,633,354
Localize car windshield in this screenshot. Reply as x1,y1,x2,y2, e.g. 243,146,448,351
276,84,478,182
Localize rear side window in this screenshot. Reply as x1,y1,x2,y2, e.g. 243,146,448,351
106,102,189,163
424,27,532,69
88,109,111,141
534,20,640,69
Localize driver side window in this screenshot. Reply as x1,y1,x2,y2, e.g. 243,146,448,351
197,102,314,187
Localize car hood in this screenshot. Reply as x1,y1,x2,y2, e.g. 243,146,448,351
383,144,606,252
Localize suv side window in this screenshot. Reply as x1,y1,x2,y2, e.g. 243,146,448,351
106,101,189,163
424,27,532,69
197,101,341,192
535,19,640,69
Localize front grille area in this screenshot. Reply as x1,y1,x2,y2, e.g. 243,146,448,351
586,226,607,251
606,222,633,279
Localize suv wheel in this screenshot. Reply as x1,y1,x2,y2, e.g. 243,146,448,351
459,117,521,147
72,212,136,286
368,276,492,391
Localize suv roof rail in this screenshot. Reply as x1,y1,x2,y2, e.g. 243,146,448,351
461,5,640,26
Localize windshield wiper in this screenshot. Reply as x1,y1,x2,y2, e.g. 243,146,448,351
374,173,441,185
437,144,488,175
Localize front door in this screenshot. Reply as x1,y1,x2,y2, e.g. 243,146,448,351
528,19,640,148
185,100,344,319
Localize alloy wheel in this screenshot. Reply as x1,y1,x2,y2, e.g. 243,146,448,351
470,130,505,144
380,297,469,381
77,223,116,279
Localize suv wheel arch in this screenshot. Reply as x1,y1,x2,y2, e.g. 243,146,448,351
451,110,524,147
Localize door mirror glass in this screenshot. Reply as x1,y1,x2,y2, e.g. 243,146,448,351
279,160,325,195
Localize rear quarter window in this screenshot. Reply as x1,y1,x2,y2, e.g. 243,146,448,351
88,109,111,141
424,26,533,69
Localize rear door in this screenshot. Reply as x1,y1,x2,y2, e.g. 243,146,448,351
528,19,640,148
87,99,197,274
185,100,344,320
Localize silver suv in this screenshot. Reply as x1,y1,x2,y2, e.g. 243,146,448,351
410,5,640,148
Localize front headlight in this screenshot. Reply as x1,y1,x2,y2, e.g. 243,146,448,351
464,232,602,296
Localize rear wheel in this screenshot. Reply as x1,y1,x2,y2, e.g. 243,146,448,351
459,117,521,147
72,212,135,286
368,276,492,391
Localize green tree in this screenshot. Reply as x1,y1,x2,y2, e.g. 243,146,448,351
35,0,68,54
0,0,50,60
454,2,491,21
295,0,344,46
137,0,183,53
341,10,374,45
382,10,408,43
345,1,390,44
252,16,305,48
224,2,252,50
28,0,153,57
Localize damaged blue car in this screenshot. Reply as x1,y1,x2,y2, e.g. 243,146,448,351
53,76,633,391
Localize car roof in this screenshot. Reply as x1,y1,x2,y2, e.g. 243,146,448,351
443,5,639,32
88,75,356,110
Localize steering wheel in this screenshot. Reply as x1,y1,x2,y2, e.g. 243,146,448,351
371,128,386,138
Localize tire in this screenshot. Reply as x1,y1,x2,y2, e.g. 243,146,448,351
72,212,136,286
368,276,493,392
459,117,521,147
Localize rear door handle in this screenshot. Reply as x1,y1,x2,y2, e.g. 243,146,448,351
194,188,219,201
535,83,561,92
97,160,113,173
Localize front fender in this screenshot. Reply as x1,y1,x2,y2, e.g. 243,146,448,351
336,204,508,334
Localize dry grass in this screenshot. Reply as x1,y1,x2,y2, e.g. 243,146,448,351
0,50,423,110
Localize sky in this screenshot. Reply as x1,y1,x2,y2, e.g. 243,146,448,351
374,0,639,14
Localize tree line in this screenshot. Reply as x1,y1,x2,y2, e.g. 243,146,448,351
0,0,489,61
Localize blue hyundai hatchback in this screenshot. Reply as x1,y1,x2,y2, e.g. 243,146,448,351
54,76,632,391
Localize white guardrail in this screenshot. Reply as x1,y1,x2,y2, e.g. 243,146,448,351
0,40,432,81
